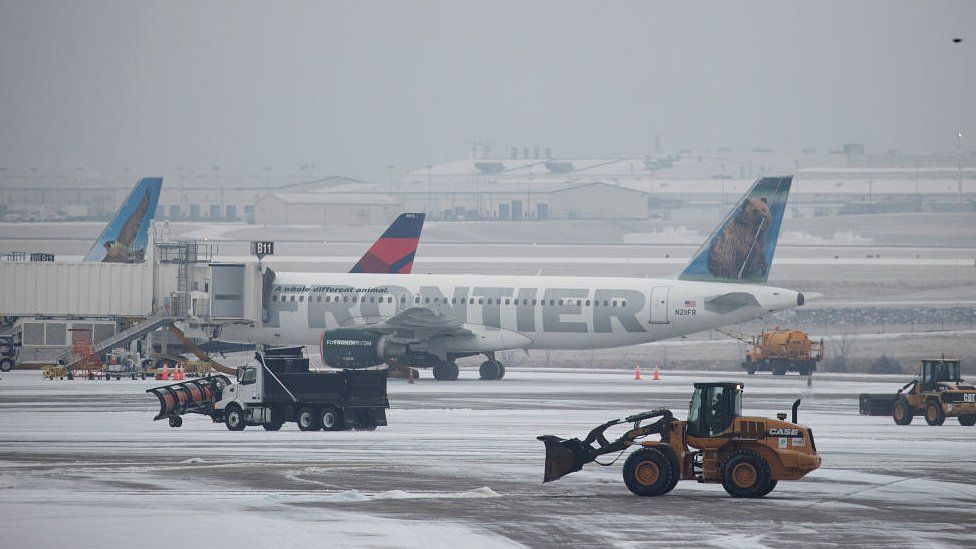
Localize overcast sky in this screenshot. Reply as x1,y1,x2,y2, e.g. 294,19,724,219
0,1,973,181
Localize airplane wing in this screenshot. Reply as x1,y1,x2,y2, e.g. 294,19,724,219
348,307,472,344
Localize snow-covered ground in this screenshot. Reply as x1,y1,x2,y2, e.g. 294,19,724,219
2,369,975,548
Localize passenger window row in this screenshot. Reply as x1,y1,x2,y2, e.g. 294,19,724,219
270,293,626,307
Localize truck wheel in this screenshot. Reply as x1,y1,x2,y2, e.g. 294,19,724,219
892,397,913,425
622,447,678,497
168,416,183,428
0,358,13,372
924,399,945,426
263,421,284,431
224,405,246,431
297,407,320,431
321,407,346,431
958,415,976,426
720,449,772,498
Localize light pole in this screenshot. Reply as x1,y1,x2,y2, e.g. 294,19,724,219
957,131,964,203
426,164,433,217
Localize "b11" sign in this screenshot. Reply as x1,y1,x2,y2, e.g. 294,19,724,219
251,241,274,257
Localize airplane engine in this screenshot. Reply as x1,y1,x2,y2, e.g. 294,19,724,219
319,329,403,369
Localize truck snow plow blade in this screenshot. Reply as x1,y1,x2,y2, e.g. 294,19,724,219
537,435,591,482
147,375,231,420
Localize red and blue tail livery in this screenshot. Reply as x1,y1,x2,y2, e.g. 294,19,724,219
349,213,426,274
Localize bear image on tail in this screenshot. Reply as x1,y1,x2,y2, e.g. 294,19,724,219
706,196,771,280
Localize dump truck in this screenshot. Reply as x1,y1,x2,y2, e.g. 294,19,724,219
1,334,18,372
859,357,976,426
147,346,389,431
538,382,821,498
721,327,824,375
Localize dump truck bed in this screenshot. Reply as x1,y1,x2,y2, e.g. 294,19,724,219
263,368,389,409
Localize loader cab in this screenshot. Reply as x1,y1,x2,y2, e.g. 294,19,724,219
920,359,961,392
687,382,743,438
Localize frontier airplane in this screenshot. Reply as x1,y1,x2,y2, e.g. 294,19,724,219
219,177,808,381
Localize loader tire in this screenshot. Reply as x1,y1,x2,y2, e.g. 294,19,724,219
622,448,678,497
892,397,913,426
924,399,945,426
321,407,346,431
297,407,320,431
958,415,976,426
720,449,772,498
756,478,778,498
224,405,246,431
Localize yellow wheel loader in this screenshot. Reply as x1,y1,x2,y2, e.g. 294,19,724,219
538,382,821,497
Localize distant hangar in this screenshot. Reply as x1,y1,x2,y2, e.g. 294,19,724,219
252,180,649,224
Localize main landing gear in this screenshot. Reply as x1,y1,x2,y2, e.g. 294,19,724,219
479,359,505,380
428,354,506,381
432,360,460,381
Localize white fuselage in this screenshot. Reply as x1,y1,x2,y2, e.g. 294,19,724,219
218,272,801,354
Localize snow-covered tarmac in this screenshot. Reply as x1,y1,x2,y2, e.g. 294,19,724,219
2,368,975,548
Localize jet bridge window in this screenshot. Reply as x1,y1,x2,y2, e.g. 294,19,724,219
479,298,484,304
586,300,591,306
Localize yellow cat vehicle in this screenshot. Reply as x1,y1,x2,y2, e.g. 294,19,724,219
538,382,821,497
860,358,976,426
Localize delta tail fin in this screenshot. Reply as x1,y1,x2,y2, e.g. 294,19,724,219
678,176,792,284
83,177,162,263
350,213,426,274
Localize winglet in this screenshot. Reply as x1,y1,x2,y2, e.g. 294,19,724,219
84,177,163,263
350,213,426,274
678,176,792,284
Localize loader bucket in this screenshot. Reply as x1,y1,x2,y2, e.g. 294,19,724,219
537,435,590,482
146,375,231,420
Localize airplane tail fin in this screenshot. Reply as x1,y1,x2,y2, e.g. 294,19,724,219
677,176,792,284
84,177,163,263
349,213,426,274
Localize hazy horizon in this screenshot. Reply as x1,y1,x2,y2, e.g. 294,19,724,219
1,1,973,182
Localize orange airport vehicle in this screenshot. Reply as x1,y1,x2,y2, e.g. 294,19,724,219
538,382,821,498
721,327,824,375
860,357,976,426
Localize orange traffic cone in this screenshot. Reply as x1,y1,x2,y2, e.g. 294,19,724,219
653,367,660,381
160,365,169,381
634,364,641,380
408,368,415,384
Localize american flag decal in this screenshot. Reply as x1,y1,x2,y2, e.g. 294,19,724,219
684,300,697,307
